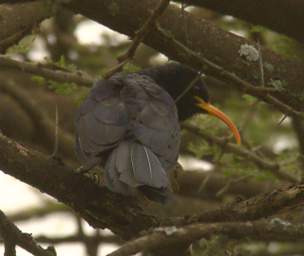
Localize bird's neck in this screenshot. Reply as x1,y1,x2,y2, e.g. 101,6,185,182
139,63,196,96
139,63,199,121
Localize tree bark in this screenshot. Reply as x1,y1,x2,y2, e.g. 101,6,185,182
0,1,50,52
64,0,304,111
174,0,304,43
0,133,158,239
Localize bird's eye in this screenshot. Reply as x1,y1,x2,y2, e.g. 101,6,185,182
193,85,200,91
193,81,209,102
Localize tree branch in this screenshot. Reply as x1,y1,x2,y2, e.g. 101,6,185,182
0,210,55,256
63,0,304,111
1,132,304,240
2,1,304,113
156,25,304,119
103,0,171,78
0,55,93,86
183,124,298,183
8,203,68,222
183,184,304,225
0,78,75,160
107,219,304,256
0,132,158,240
33,233,119,245
0,1,50,52
173,0,304,43
177,170,276,199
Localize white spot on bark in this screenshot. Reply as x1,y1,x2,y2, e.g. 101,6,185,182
239,44,259,62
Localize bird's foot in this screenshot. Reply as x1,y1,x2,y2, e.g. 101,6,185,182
48,154,65,166
75,165,91,174
75,165,103,186
84,169,103,185
75,157,101,174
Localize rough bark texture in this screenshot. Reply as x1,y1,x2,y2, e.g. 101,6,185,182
177,170,275,199
2,131,304,240
0,1,50,52
108,220,304,256
0,133,158,239
174,0,304,42
1,1,304,111
1,1,304,253
64,0,304,111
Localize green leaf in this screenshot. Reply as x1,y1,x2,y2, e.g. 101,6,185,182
31,75,46,86
7,34,36,54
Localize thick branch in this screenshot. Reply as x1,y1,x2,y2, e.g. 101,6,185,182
8,203,68,222
63,0,304,111
183,124,298,183
184,184,304,225
177,170,275,199
0,133,158,239
1,132,304,242
0,55,93,86
174,0,304,43
3,1,304,113
0,210,55,256
108,220,304,256
103,0,170,78
0,78,75,160
0,1,50,52
1,233,119,246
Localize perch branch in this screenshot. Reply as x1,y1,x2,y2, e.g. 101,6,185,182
0,55,93,86
103,0,171,78
0,210,55,256
107,219,304,256
183,124,298,183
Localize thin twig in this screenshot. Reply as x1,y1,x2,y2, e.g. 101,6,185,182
107,220,304,256
0,79,75,160
180,1,190,46
215,174,252,197
183,123,298,183
0,55,93,86
28,234,119,245
50,104,59,158
0,210,55,256
156,24,304,119
119,0,171,62
175,73,201,103
103,0,171,79
9,203,68,222
1,131,304,241
240,40,263,133
0,27,31,54
257,41,265,87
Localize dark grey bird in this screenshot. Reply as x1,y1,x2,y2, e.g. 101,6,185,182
75,63,240,202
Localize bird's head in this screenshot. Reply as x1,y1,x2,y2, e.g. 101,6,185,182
140,62,241,144
180,77,241,145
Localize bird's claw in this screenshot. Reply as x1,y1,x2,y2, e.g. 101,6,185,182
75,165,103,185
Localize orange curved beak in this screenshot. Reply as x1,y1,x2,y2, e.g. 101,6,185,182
195,96,241,145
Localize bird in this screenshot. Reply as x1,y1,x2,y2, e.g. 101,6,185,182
75,62,241,203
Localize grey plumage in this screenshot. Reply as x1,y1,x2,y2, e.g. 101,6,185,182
76,70,180,202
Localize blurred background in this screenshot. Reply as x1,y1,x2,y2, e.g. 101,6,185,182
1,3,304,256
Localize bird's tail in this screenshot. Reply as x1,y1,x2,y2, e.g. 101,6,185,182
104,141,170,203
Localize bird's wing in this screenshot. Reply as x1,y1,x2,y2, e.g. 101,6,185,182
104,141,169,202
75,80,128,164
122,74,181,170
104,141,168,189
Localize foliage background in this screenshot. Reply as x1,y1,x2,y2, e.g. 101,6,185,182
0,1,304,256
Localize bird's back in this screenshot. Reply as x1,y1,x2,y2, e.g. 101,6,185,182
75,73,180,202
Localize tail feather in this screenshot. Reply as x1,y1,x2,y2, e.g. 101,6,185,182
104,146,130,194
104,141,170,202
138,185,170,203
130,143,168,188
